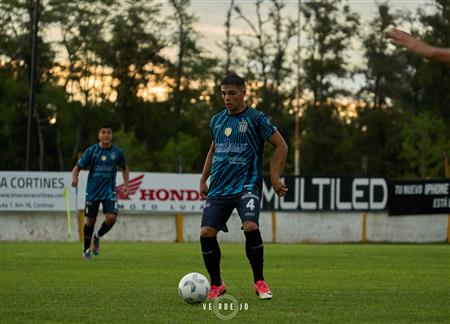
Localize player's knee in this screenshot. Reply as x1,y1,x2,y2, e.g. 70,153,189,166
105,214,117,226
200,226,218,238
242,221,258,232
85,217,95,227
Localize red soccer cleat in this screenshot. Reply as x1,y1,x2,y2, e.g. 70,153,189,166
254,280,272,299
208,283,227,300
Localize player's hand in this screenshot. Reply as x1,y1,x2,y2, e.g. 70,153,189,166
123,186,129,198
271,176,288,197
71,177,78,187
199,181,209,200
386,28,417,50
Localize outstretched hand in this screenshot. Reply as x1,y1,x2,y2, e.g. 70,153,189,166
386,28,417,50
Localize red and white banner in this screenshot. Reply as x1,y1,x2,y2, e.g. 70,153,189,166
1,171,204,212
78,172,204,212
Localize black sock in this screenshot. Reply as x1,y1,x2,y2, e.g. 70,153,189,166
84,224,94,252
200,236,222,286
244,229,264,283
97,221,113,238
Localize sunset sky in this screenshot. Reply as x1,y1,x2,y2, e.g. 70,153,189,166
174,0,432,59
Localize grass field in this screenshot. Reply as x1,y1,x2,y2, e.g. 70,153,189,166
1,242,449,323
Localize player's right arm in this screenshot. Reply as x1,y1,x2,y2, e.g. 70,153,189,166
71,146,92,187
387,28,450,63
71,165,80,187
199,141,215,200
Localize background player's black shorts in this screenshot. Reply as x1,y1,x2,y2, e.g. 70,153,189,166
201,192,261,232
85,199,118,218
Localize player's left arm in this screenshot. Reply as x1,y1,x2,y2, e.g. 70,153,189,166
119,150,129,197
121,165,129,198
267,131,288,197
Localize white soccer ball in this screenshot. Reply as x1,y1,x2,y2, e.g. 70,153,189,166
178,272,210,304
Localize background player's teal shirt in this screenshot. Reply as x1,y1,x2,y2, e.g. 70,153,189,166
77,144,126,201
208,107,277,197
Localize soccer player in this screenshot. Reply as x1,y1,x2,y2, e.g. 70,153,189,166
199,73,288,300
71,124,129,260
386,28,450,63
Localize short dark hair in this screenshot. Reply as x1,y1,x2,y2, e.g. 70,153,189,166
99,124,112,131
221,73,245,88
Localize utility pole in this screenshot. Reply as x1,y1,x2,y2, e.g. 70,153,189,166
26,0,40,170
294,0,302,175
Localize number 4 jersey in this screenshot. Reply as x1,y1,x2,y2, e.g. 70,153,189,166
208,107,277,197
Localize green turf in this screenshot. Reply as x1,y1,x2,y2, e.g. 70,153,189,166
1,242,449,323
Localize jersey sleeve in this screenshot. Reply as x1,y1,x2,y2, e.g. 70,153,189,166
209,119,215,142
258,114,277,141
77,147,93,169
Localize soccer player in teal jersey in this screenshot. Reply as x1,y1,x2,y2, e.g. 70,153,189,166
71,125,129,260
199,73,288,300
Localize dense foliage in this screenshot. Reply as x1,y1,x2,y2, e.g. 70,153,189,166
0,0,448,177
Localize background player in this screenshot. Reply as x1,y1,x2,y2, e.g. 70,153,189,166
71,124,129,260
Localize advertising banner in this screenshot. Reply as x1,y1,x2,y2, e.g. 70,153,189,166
388,179,450,215
1,172,448,214
261,176,388,211
77,172,204,213
0,172,76,211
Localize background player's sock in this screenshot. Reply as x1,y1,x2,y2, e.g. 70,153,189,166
97,221,112,238
83,224,94,252
244,229,264,283
200,236,222,286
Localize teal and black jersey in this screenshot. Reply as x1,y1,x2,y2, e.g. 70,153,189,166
208,107,277,197
77,144,127,201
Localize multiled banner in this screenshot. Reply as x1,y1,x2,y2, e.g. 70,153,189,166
388,179,450,215
261,176,388,211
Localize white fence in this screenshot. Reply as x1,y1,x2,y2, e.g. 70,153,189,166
0,211,448,243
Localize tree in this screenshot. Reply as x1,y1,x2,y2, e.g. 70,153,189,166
49,0,115,167
299,0,360,175
300,0,359,102
156,132,200,173
415,0,450,123
355,3,404,176
233,0,296,115
0,0,55,170
98,0,167,126
401,112,449,177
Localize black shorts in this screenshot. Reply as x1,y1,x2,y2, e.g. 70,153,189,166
85,199,118,218
201,192,261,232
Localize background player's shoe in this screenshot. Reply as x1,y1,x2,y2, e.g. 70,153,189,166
255,280,272,299
208,283,226,300
83,250,91,260
92,234,100,255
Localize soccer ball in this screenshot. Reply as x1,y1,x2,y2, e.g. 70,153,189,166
178,272,210,304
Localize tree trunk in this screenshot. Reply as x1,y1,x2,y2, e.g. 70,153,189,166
34,103,45,170
56,122,64,170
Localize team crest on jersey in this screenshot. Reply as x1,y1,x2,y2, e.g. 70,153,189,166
101,155,106,161
238,121,248,133
224,127,232,136
110,152,116,160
